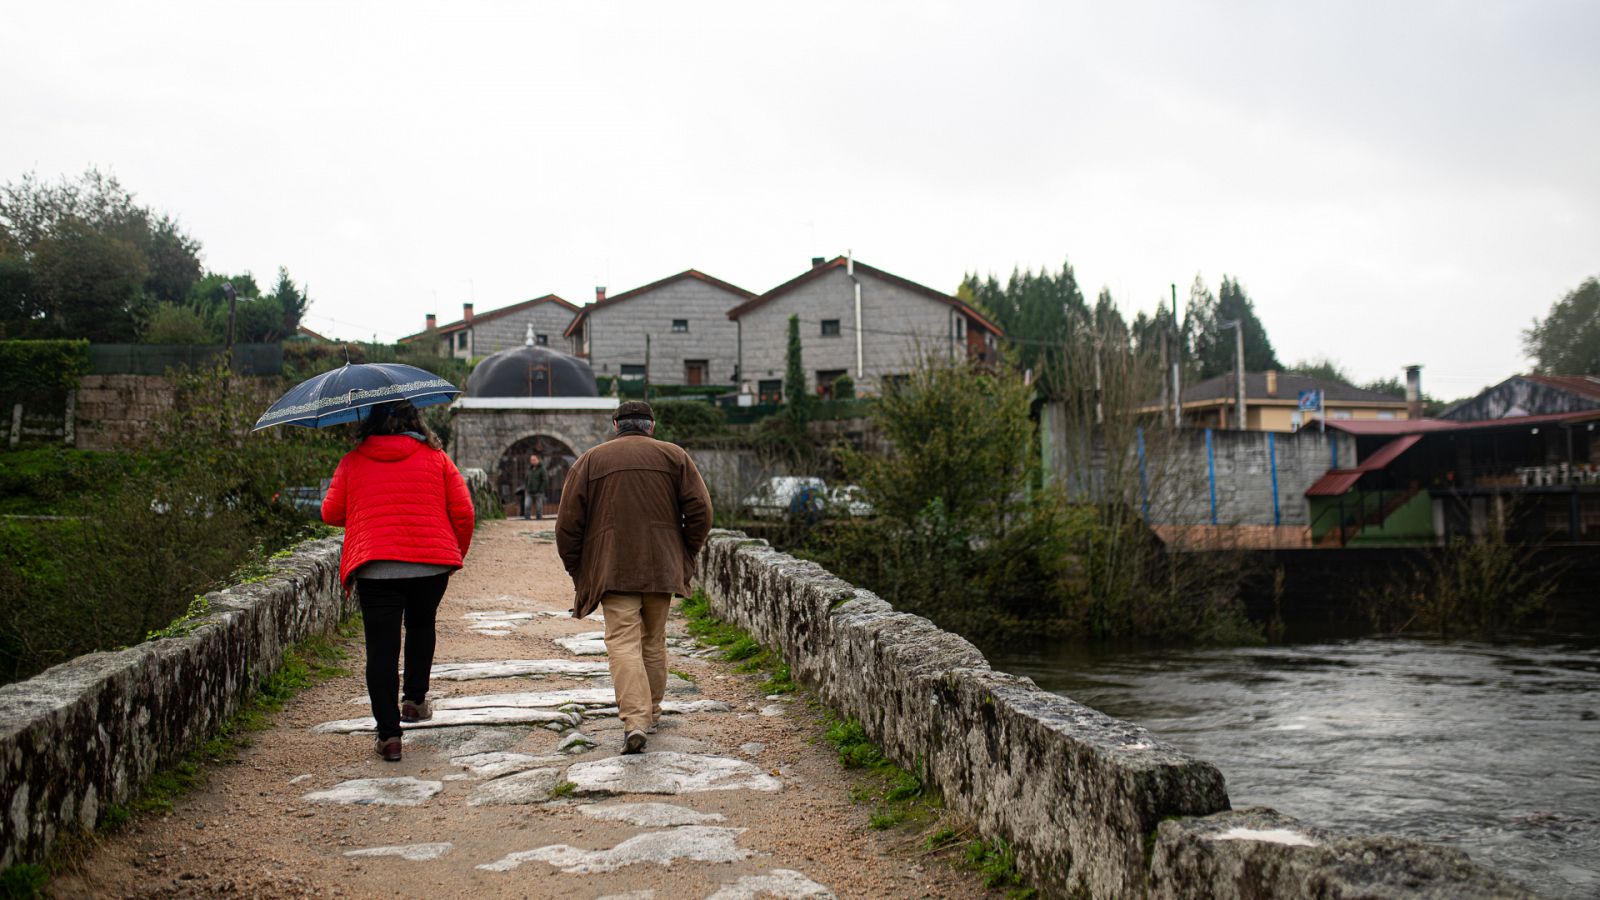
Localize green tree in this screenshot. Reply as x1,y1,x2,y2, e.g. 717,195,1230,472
1186,275,1280,380
961,259,1110,392
1287,356,1353,384
27,217,149,341
1524,277,1600,374
1361,376,1405,397
141,302,217,344
0,169,202,340
784,313,811,428
266,266,309,335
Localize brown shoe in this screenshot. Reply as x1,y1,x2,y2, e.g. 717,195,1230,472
375,735,402,762
400,697,433,723
622,730,647,755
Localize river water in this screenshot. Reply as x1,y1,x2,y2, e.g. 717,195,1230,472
987,635,1600,898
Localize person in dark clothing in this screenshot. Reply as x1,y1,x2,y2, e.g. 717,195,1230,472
523,453,550,520
321,401,475,761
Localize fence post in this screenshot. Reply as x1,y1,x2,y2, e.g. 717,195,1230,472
9,403,20,449
63,390,76,447
1269,431,1281,527
1206,428,1218,526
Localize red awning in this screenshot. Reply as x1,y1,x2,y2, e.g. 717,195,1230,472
1304,433,1423,497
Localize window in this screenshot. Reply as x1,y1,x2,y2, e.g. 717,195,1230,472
620,364,647,379
672,319,689,333
955,317,966,339
685,360,709,386
1332,409,1353,420
758,379,783,404
456,332,467,350
820,319,841,337
1377,410,1396,420
535,334,548,346
816,369,847,399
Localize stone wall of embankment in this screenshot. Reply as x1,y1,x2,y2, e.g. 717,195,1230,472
0,536,349,868
695,531,1534,899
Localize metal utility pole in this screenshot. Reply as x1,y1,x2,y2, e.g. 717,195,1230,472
1171,283,1181,427
1219,318,1246,429
644,333,652,399
222,281,238,353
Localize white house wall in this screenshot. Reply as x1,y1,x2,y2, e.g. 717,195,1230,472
580,278,744,386
735,267,968,394
446,302,577,360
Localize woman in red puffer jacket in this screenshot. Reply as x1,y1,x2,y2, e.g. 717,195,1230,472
322,400,474,762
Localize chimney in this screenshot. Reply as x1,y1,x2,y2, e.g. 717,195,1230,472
1266,369,1278,397
425,313,437,330
463,302,474,322
1405,365,1423,419
811,256,826,269
595,286,607,303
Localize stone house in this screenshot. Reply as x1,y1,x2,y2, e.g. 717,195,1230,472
399,295,580,361
726,256,1003,400
563,270,755,387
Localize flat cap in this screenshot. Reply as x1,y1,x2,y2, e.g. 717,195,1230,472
613,400,655,421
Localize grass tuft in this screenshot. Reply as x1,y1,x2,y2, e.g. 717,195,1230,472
0,863,49,899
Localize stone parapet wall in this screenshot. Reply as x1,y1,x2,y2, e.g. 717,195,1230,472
696,531,1228,897
695,531,1532,898
73,374,175,450
0,537,350,867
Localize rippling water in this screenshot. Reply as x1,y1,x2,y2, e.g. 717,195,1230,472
987,636,1600,898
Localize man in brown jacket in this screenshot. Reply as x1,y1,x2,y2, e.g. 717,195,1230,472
556,400,713,754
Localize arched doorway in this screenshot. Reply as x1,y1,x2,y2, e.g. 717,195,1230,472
496,435,578,517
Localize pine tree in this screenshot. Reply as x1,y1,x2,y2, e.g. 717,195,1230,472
784,313,811,428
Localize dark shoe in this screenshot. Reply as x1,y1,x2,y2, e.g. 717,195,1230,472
375,735,402,762
622,730,647,755
400,697,433,723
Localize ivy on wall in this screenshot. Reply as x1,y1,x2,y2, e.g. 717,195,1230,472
0,340,91,392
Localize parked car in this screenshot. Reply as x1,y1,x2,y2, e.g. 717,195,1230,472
740,476,873,520
273,480,330,518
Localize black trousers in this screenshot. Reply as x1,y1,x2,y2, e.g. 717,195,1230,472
357,573,450,739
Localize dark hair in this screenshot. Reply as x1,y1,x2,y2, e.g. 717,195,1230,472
354,401,443,450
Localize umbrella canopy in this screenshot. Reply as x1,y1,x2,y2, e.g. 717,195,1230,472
253,363,461,430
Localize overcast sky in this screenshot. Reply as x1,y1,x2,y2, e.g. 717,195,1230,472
4,1,1596,396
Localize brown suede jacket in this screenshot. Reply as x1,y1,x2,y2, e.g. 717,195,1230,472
554,432,714,619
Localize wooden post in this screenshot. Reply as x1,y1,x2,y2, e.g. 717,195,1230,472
63,390,76,447
9,403,20,448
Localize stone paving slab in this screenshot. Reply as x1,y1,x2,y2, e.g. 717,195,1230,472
477,826,751,874
579,802,729,827
565,752,783,796
343,842,454,861
302,777,443,806
706,869,837,899
429,658,612,680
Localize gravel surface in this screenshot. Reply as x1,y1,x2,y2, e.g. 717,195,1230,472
56,519,990,899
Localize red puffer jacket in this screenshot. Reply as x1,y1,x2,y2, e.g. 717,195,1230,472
321,434,475,590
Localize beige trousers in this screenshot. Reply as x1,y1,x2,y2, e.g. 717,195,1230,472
600,591,671,733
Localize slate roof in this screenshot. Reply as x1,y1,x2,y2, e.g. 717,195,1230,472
725,256,1003,336
1177,372,1407,405
562,270,756,339
399,294,581,343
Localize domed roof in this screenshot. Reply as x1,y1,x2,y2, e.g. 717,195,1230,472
465,344,599,399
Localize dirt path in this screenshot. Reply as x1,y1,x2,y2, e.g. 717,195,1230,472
57,519,988,899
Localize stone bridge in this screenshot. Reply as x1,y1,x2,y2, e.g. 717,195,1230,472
0,522,1532,897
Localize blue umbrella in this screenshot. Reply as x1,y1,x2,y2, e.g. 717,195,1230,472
253,363,461,431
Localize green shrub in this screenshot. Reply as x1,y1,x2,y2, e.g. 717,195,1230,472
652,399,727,443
